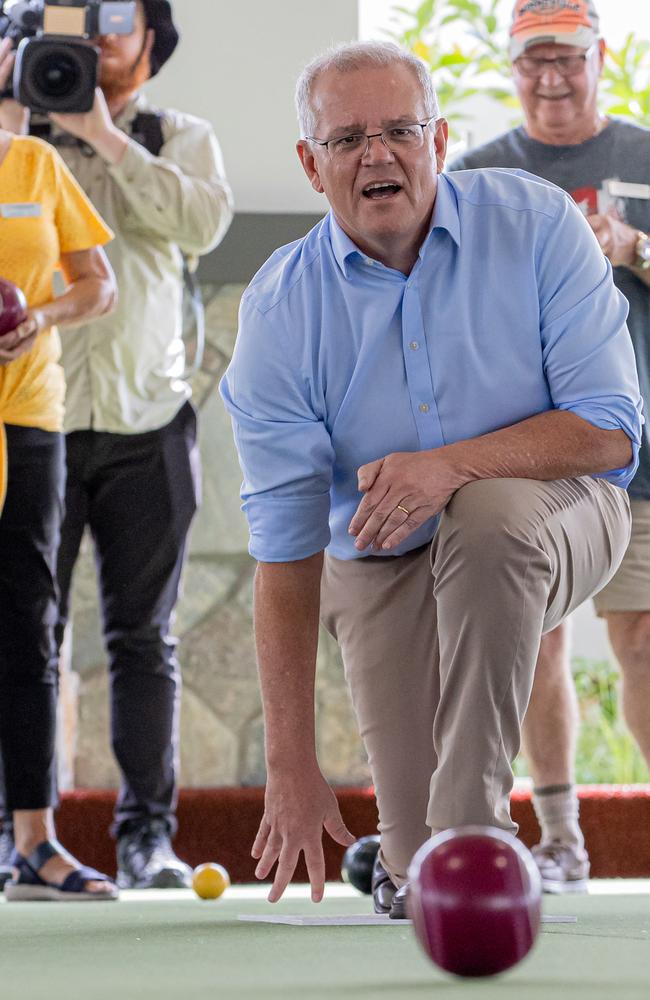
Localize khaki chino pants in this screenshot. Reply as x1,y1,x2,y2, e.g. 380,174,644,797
320,476,630,887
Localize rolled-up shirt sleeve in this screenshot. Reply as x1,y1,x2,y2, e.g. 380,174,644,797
220,295,334,562
537,194,644,488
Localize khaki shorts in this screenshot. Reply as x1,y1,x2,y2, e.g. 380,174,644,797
593,499,650,615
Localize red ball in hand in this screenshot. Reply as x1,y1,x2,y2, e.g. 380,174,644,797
0,278,28,338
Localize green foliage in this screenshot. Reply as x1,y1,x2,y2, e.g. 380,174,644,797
601,34,650,125
383,0,516,138
513,657,650,784
571,658,650,784
386,1,650,134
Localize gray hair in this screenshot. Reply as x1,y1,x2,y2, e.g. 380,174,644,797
295,41,440,138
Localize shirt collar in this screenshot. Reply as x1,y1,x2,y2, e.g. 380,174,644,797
326,213,362,278
326,172,461,278
423,172,461,252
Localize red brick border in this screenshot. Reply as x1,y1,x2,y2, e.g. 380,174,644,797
56,785,650,881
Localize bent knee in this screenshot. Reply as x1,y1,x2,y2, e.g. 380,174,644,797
438,478,551,560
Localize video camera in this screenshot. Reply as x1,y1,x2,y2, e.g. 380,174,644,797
0,0,135,113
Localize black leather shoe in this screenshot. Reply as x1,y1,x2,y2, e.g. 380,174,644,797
389,883,409,919
116,819,193,889
371,855,397,914
0,825,14,890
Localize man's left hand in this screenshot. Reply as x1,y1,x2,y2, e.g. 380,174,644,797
586,213,638,268
348,449,464,552
49,88,128,165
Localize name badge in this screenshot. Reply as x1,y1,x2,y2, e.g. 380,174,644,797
0,203,42,218
605,181,650,201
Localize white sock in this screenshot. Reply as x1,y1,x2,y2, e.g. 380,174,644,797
532,783,585,854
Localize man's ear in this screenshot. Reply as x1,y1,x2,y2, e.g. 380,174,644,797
297,139,325,195
143,27,155,68
597,37,607,74
433,118,449,174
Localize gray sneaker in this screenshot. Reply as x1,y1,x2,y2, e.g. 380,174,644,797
532,839,590,893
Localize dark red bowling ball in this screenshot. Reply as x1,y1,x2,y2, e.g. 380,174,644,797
409,826,542,978
0,278,28,338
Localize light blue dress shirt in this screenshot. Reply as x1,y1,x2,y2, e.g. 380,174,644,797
221,168,643,563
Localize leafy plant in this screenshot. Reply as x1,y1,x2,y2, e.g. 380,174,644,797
383,0,516,137
601,33,650,125
513,657,650,783
571,658,649,784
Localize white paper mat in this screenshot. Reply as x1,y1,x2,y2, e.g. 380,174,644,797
237,913,576,926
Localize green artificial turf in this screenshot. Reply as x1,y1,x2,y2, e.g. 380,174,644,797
0,888,648,1000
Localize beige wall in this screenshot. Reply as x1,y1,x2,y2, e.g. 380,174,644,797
146,0,359,213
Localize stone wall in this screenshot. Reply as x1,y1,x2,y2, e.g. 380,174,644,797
61,285,371,791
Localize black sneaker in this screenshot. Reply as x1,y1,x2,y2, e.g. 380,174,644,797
116,819,193,889
0,825,14,890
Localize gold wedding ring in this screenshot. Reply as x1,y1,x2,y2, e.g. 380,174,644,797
396,504,410,516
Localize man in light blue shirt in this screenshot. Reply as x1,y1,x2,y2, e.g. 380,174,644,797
220,40,642,917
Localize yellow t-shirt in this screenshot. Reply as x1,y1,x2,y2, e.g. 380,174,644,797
0,135,113,508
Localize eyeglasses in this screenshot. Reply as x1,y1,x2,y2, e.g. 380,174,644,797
514,43,597,78
306,116,438,159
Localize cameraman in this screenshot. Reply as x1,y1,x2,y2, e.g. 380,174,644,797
0,0,233,890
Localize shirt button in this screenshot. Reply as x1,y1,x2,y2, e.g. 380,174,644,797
419,403,430,414
409,341,419,351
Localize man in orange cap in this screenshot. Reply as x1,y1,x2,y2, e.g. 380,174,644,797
451,0,650,893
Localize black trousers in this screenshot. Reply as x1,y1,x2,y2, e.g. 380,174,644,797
56,402,200,837
0,424,65,811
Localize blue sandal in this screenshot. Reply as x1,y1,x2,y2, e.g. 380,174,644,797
4,839,118,901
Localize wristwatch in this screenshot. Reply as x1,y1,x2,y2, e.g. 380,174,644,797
634,231,650,270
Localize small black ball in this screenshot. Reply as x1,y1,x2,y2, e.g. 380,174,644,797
341,835,381,894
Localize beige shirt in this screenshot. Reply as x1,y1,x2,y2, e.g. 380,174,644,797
54,92,234,433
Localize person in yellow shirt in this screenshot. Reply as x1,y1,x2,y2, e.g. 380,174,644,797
0,39,119,900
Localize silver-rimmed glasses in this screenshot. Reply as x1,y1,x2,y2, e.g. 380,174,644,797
306,116,438,159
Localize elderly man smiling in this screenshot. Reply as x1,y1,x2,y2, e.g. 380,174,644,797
220,40,642,918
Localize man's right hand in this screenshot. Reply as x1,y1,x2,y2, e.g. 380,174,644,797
252,765,356,903
0,38,30,135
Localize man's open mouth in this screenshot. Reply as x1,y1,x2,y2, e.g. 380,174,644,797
362,182,403,200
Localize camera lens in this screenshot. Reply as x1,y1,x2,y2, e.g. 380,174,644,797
33,50,80,97
16,37,98,112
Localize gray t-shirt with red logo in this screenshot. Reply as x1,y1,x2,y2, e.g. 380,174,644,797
450,118,650,497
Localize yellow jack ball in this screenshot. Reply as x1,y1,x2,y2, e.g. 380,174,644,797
192,862,230,900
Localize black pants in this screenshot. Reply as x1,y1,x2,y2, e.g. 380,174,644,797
58,402,200,837
0,424,65,811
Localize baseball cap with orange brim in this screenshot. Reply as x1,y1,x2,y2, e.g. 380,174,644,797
509,0,600,61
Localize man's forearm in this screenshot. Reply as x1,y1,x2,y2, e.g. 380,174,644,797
254,552,324,772
444,410,633,489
